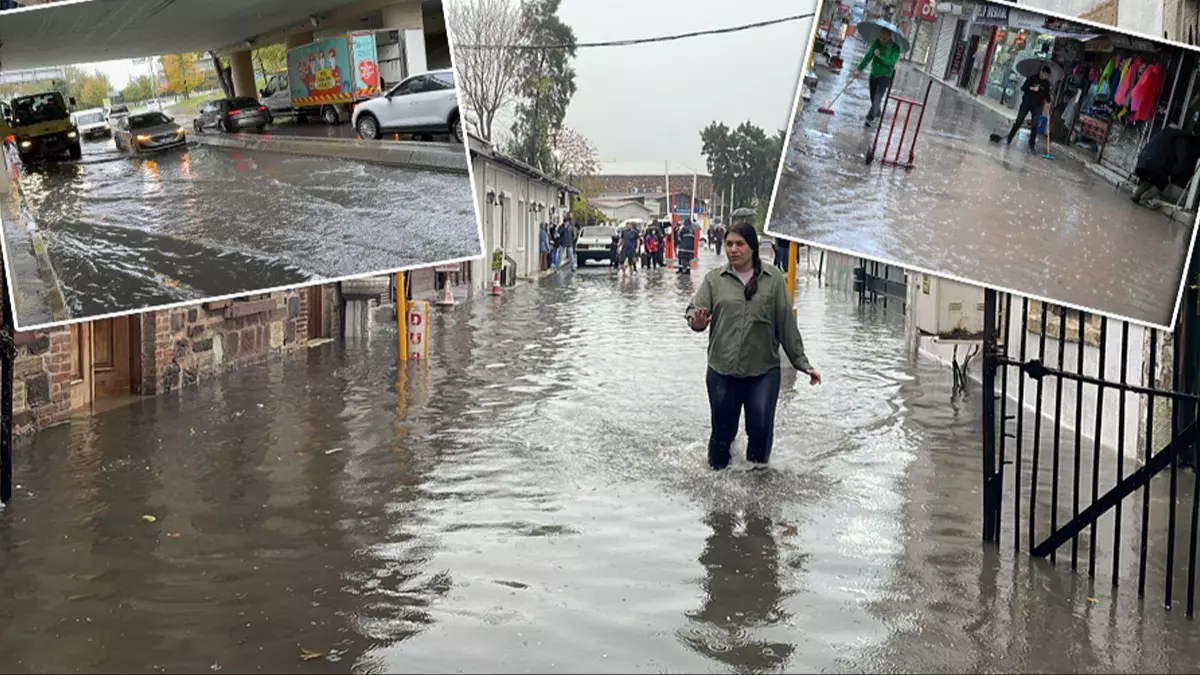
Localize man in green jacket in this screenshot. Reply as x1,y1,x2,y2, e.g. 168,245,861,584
851,27,902,128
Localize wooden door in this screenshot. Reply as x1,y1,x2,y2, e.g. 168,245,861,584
68,322,93,411
306,285,323,339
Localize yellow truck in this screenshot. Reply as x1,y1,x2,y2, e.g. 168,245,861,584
2,91,82,163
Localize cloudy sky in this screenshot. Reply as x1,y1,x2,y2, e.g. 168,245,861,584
555,0,818,174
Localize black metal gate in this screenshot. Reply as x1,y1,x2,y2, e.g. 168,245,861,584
981,284,1200,614
0,259,15,506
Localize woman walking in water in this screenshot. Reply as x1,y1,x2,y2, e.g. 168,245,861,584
685,209,821,470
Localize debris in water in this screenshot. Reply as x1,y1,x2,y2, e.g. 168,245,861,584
142,514,157,523
1087,597,1098,604
300,648,324,661
324,448,344,455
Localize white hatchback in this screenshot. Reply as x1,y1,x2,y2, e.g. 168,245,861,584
352,69,462,143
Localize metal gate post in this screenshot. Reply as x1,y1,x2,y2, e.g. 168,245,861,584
0,262,13,506
981,288,1001,542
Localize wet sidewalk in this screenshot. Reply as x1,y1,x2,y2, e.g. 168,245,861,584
3,256,1200,673
770,42,1192,328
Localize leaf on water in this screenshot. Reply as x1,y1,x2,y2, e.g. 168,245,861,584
300,648,324,662
1087,597,1098,604
142,514,157,523
781,524,799,537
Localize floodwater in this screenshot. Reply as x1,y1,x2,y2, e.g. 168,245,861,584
3,254,1200,673
768,40,1193,328
2,137,479,327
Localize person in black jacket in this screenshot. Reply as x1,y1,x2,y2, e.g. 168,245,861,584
1006,65,1053,152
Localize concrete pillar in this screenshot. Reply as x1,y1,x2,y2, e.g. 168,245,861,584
285,31,313,49
383,2,427,76
228,49,257,98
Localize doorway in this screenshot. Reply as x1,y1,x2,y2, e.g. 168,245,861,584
70,315,144,412
306,285,325,340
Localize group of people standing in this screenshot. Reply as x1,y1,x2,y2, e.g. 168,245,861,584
540,217,579,272
612,217,706,278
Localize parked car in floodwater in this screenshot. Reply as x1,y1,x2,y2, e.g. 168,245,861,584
352,69,462,143
112,112,187,155
575,226,618,266
193,97,269,134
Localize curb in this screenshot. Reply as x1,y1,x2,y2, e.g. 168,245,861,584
194,134,469,174
5,165,70,325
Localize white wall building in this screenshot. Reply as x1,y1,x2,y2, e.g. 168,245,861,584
467,135,574,293
590,197,657,222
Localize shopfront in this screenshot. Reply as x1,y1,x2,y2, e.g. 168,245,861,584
970,4,1056,110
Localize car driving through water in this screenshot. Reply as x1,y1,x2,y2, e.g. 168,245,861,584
112,112,187,155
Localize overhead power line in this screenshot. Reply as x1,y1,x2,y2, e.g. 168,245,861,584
455,12,816,50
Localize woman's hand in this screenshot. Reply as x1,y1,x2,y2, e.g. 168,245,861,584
806,368,821,385
689,308,711,332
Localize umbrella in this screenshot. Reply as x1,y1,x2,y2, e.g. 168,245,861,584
856,19,910,54
1015,57,1065,83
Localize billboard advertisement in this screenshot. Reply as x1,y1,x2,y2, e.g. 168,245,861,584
288,36,354,106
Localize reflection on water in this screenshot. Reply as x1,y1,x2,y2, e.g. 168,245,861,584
5,139,479,324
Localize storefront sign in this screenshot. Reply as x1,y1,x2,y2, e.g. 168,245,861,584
406,300,429,361
1007,8,1047,30
914,0,937,22
949,40,967,75
973,3,1009,25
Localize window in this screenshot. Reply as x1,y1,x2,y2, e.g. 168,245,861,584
428,72,456,90
389,76,423,97
69,324,84,380
92,319,114,370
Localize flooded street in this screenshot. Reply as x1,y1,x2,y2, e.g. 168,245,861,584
2,138,478,326
3,254,1200,673
768,42,1192,328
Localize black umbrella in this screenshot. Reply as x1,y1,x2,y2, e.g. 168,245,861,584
1015,57,1065,84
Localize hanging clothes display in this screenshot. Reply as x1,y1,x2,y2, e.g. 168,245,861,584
1114,56,1142,106
1099,56,1115,83
1109,56,1125,98
1130,62,1164,123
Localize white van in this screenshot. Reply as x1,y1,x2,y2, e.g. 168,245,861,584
71,108,110,141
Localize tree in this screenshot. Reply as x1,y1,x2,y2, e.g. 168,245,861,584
549,126,596,182
162,53,204,99
122,75,155,104
569,194,606,227
446,0,528,143
700,121,786,213
508,0,577,171
254,44,287,82
77,72,111,108
209,51,235,99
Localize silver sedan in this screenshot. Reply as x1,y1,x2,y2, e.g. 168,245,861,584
113,112,187,155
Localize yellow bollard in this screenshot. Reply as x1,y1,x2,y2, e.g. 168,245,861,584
396,271,407,361
787,241,799,317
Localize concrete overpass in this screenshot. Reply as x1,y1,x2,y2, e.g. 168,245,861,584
0,0,447,97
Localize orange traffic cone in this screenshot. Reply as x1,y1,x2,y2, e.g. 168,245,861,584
437,279,456,306
490,271,502,296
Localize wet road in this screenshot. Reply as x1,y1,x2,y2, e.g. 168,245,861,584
4,255,1200,673
2,136,478,328
769,41,1192,328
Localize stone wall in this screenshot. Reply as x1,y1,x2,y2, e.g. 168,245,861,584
151,288,313,396
12,328,71,437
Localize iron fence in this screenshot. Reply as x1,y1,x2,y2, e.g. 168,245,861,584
982,285,1200,615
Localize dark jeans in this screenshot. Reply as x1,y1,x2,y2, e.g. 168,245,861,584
677,251,693,272
1007,98,1041,150
652,250,664,267
867,75,892,122
706,367,782,469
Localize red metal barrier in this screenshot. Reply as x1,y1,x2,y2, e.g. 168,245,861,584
866,78,934,170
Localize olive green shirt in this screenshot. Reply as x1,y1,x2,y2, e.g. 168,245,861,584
686,263,813,377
